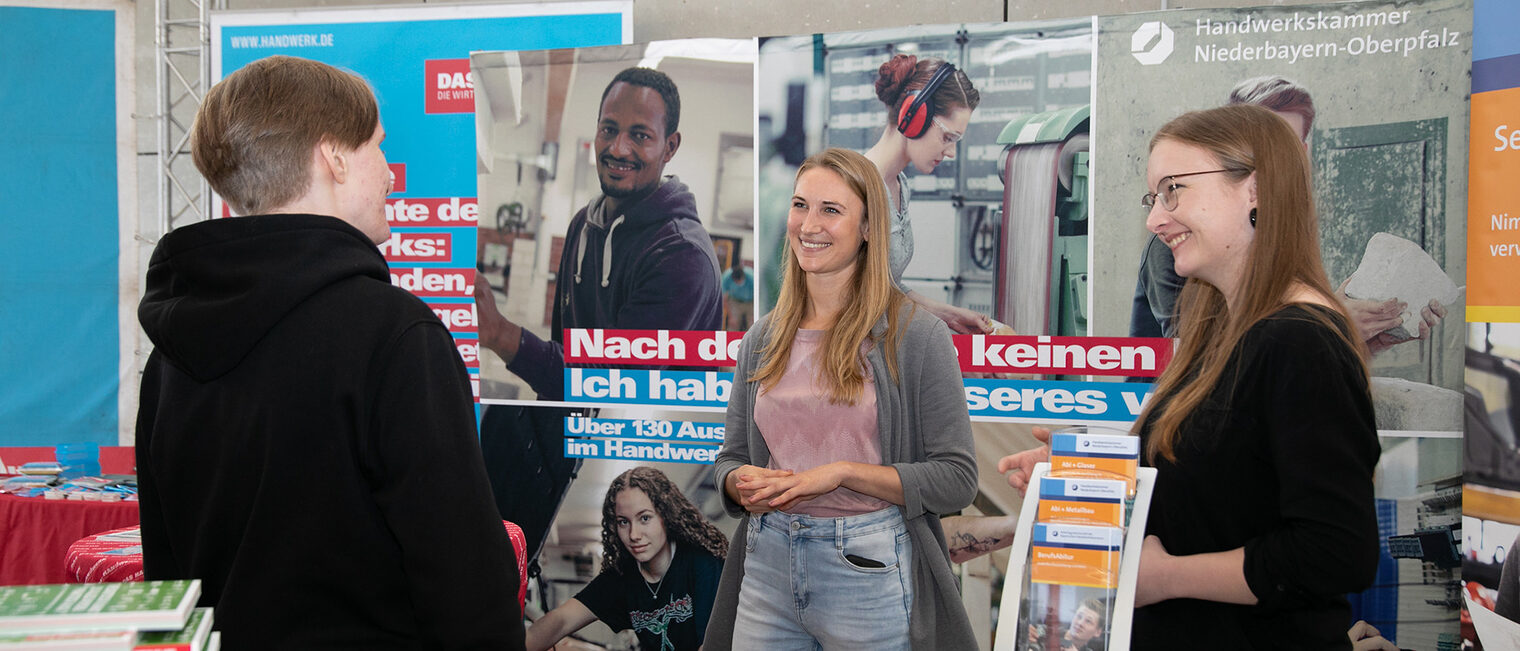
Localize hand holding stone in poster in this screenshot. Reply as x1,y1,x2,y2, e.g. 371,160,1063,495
1341,232,1461,344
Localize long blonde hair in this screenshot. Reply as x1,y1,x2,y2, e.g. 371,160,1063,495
751,148,908,404
1137,104,1368,463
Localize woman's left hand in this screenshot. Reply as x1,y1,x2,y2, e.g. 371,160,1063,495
1135,535,1175,608
749,464,843,512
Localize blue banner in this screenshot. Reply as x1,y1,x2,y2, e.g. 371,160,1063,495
0,6,119,445
564,369,733,408
563,417,725,443
563,438,720,464
964,379,1152,424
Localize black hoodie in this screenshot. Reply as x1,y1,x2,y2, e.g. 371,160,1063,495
136,214,524,650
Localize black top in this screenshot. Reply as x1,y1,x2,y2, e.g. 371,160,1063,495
1133,304,1380,650
576,543,723,651
137,214,523,650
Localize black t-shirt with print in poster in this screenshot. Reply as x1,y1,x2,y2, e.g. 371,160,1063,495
575,544,723,651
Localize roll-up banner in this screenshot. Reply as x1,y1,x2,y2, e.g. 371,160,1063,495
211,2,631,398
1462,1,1520,648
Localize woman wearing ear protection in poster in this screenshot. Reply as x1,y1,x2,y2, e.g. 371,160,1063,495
1002,104,1379,649
863,54,995,335
704,148,978,651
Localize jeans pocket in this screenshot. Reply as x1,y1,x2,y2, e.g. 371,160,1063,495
838,525,901,572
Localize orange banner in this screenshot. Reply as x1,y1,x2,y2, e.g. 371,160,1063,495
1468,86,1520,321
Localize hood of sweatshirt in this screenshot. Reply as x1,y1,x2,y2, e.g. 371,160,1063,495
574,176,701,288
138,214,390,382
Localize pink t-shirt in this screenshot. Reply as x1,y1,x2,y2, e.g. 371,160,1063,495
754,329,890,517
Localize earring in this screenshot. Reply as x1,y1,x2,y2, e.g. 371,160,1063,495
1249,208,1257,227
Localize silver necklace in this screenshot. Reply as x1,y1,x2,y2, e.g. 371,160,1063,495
644,573,665,598
643,543,674,598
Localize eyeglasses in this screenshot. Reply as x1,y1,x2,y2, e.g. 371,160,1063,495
931,116,964,146
1140,168,1251,211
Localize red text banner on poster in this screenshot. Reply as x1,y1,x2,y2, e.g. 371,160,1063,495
953,335,1173,377
388,163,406,192
384,197,479,228
564,329,742,366
424,58,474,114
455,338,480,370
390,267,474,298
433,303,477,334
380,231,452,263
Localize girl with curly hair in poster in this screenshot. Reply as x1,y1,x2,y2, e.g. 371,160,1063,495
527,466,727,651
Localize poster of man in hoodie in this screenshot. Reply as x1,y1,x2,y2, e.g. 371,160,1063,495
467,42,754,573
472,41,755,404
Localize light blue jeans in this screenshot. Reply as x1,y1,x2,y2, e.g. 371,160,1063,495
731,507,914,651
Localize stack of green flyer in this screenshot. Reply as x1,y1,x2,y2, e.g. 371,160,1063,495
133,607,215,651
0,580,213,650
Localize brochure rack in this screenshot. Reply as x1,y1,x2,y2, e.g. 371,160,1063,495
993,462,1157,651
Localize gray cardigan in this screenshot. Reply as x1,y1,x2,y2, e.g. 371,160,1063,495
705,303,979,651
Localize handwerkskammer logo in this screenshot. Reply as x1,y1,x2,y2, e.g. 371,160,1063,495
1131,21,1175,65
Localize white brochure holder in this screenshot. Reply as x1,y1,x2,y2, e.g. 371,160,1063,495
992,462,1157,651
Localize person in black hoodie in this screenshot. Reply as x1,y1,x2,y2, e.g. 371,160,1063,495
474,67,722,566
135,55,524,650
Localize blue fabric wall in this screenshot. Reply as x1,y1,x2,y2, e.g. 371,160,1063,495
0,6,119,445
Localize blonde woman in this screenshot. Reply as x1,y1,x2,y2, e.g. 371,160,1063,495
705,148,977,650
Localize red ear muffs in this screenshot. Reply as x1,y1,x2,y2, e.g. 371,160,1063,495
896,92,930,139
895,62,956,140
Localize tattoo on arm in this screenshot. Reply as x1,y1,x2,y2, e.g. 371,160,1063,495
948,531,1006,558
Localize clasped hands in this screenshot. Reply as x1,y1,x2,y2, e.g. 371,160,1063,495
730,463,843,513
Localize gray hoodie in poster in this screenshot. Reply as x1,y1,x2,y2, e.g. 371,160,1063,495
508,176,723,399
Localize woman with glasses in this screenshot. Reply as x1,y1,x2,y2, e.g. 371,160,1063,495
863,54,993,335
1002,104,1379,648
705,148,978,651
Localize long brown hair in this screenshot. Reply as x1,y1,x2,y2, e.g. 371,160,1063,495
1137,104,1367,463
751,148,909,404
599,466,728,574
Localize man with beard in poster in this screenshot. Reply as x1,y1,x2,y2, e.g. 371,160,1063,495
476,66,724,565
478,66,722,395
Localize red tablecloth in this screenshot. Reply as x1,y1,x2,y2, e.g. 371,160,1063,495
65,525,143,583
0,494,139,585
58,518,530,611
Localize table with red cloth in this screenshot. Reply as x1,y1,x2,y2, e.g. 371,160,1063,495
0,493,139,585
59,519,531,611
65,525,144,582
